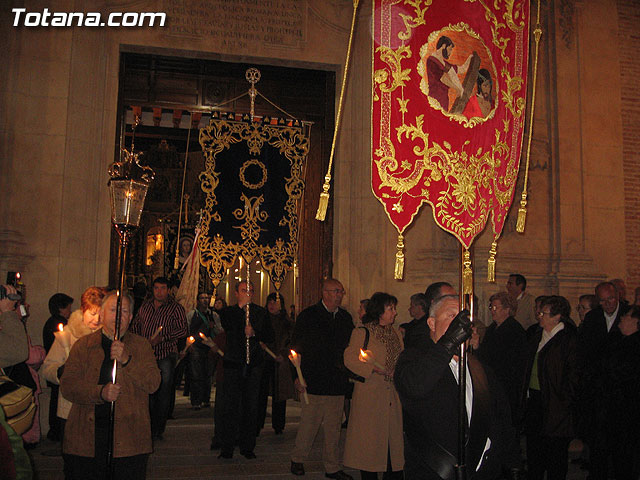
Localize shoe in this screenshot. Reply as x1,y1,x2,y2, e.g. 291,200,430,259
291,461,305,476
202,402,211,408
192,404,201,410
325,471,353,480
152,434,164,441
240,450,256,459
274,429,283,435
210,438,222,450
218,450,233,459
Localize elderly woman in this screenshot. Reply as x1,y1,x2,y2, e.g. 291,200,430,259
474,291,526,427
522,295,578,480
60,292,160,480
42,287,106,442
343,292,404,479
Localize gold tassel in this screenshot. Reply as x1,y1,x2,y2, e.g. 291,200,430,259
462,249,473,294
516,193,528,233
316,0,359,223
173,248,180,270
394,234,405,280
315,176,331,221
487,241,498,282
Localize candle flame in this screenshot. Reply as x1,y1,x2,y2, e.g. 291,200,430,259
58,323,64,332
188,336,195,343
360,348,367,357
199,332,206,339
290,349,297,357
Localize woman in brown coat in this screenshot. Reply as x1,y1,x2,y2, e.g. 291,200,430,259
60,292,161,480
343,292,404,479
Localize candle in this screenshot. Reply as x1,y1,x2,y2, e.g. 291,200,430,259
259,341,277,359
288,349,309,404
359,349,385,370
54,323,71,356
180,336,195,355
150,325,162,341
199,332,224,357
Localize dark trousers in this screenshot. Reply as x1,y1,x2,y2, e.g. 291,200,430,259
63,453,148,480
257,361,287,433
525,390,570,480
212,379,225,443
588,424,640,480
47,383,61,441
150,354,176,438
189,348,212,406
220,364,262,454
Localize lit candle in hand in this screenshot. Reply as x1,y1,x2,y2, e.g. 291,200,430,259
150,325,163,341
199,332,224,356
359,349,385,371
288,349,309,404
181,336,195,355
54,323,71,356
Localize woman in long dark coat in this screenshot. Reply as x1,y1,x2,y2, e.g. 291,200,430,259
522,295,578,480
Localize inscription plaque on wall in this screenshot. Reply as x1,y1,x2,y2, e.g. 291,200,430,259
164,0,307,48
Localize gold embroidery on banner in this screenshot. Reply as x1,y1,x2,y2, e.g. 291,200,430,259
198,118,309,289
239,158,268,189
397,0,432,41
374,45,412,101
374,114,514,240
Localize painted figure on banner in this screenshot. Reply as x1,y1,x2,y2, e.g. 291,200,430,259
418,27,498,123
178,236,194,265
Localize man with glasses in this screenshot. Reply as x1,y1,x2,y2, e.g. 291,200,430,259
290,278,354,480
577,281,629,480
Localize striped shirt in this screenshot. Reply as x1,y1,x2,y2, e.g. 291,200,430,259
130,298,188,360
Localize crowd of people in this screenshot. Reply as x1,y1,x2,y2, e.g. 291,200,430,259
1,273,639,480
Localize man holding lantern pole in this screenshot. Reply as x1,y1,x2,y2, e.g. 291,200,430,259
290,278,354,480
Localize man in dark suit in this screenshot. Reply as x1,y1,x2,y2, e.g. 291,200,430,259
577,281,629,480
218,281,274,460
395,295,520,480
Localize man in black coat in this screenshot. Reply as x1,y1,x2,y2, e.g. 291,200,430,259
218,281,274,460
395,295,521,480
289,278,354,480
403,282,456,349
577,281,630,480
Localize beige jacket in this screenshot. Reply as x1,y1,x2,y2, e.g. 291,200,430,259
343,326,405,472
41,310,99,419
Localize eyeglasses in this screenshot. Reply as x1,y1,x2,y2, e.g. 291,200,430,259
325,289,345,294
536,310,552,318
488,304,501,311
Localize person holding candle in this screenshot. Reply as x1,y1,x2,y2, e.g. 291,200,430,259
129,276,188,441
343,292,404,479
60,291,161,480
394,294,521,480
257,292,295,436
41,287,106,461
290,278,354,480
217,280,274,459
42,292,74,443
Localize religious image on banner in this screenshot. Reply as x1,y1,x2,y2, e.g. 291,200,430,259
198,112,309,291
372,0,530,277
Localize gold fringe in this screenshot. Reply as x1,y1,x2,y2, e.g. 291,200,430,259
516,193,528,233
394,234,405,280
487,241,498,282
315,177,331,221
315,0,359,222
462,249,473,294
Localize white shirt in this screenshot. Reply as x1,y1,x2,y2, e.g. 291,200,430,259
537,322,565,352
604,304,619,332
449,358,491,471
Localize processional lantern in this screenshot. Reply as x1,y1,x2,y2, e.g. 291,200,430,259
106,114,154,478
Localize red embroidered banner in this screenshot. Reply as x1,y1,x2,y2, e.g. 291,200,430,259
372,0,530,250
